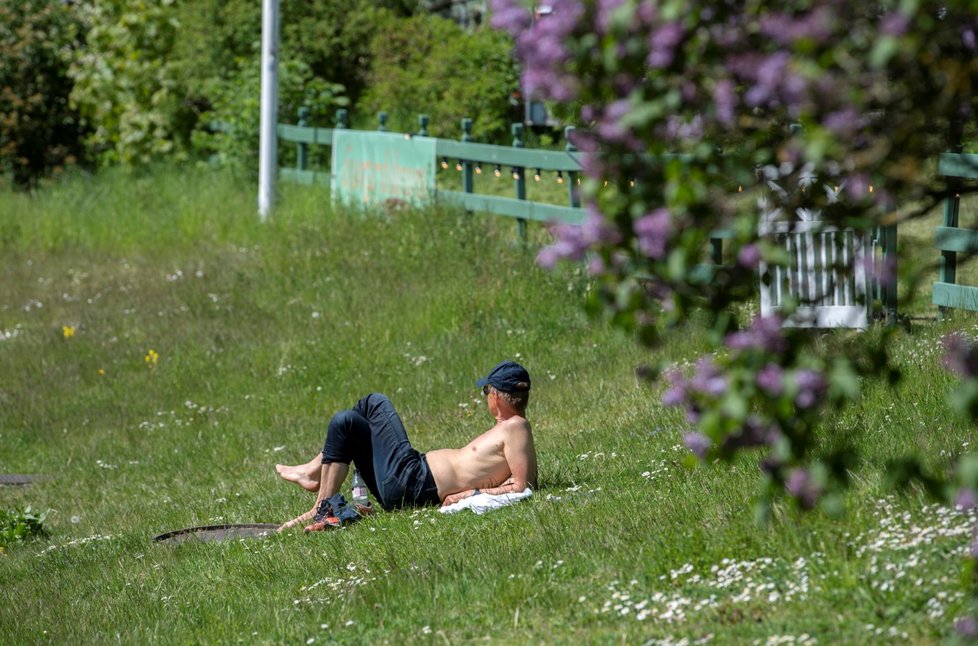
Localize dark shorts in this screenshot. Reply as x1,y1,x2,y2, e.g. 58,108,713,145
321,393,441,511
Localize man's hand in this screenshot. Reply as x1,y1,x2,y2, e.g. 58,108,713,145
441,490,478,506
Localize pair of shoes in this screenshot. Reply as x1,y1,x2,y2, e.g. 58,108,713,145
304,494,365,533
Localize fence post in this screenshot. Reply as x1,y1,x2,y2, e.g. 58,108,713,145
939,119,964,320
512,123,527,243
881,224,898,325
418,114,429,137
564,126,580,208
461,118,474,194
378,111,388,132
296,107,309,173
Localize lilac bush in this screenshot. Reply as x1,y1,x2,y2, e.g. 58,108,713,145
493,0,978,626
492,0,977,495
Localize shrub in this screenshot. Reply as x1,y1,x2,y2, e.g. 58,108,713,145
0,0,86,188
359,16,520,142
191,59,347,175
68,0,192,165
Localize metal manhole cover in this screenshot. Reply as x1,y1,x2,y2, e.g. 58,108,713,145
0,474,48,486
154,523,279,544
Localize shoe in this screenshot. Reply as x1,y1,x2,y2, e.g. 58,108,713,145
303,494,366,532
303,498,341,532
304,516,342,532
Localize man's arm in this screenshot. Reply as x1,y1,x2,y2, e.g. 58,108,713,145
443,421,537,505
493,420,536,493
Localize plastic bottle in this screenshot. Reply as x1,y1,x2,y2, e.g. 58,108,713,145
351,469,369,508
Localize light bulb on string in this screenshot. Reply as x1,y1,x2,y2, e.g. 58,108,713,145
534,169,541,182
440,157,449,170
494,165,502,178
475,164,482,175
556,171,564,184
512,168,520,180
456,161,463,172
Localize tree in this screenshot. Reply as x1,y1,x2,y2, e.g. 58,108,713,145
490,0,978,633
68,0,191,165
0,0,86,187
359,14,520,141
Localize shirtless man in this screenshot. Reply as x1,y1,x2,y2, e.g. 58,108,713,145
277,360,536,531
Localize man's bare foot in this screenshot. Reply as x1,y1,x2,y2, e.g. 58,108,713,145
275,463,319,492
278,507,316,532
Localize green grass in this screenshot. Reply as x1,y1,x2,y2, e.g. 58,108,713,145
2,165,978,644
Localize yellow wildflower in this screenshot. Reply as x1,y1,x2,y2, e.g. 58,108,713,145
62,325,76,339
145,349,159,366
97,368,106,376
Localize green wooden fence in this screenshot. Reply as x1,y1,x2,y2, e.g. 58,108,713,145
276,109,904,322
277,109,586,230
934,150,978,313
276,109,733,265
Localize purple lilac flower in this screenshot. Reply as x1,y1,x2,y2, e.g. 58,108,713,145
756,363,784,396
964,28,977,50
823,108,864,137
506,0,584,102
634,208,672,260
744,52,790,107
860,254,896,288
537,204,620,269
760,8,833,45
943,333,978,377
521,68,578,103
712,79,737,125
690,356,727,397
785,468,822,510
683,431,712,459
663,115,704,143
537,222,589,268
661,368,688,407
956,487,978,511
737,244,761,270
581,203,623,245
647,21,684,68
955,616,978,639
794,369,827,409
844,173,870,200
596,99,634,143
880,12,910,37
489,0,533,34
724,315,787,354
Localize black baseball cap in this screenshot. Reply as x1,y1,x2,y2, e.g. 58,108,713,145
475,360,531,393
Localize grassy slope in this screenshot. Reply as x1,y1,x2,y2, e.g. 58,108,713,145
0,167,977,644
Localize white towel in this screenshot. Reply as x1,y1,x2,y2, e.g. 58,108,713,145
438,488,533,515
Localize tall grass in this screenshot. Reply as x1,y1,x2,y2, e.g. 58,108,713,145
1,165,977,644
